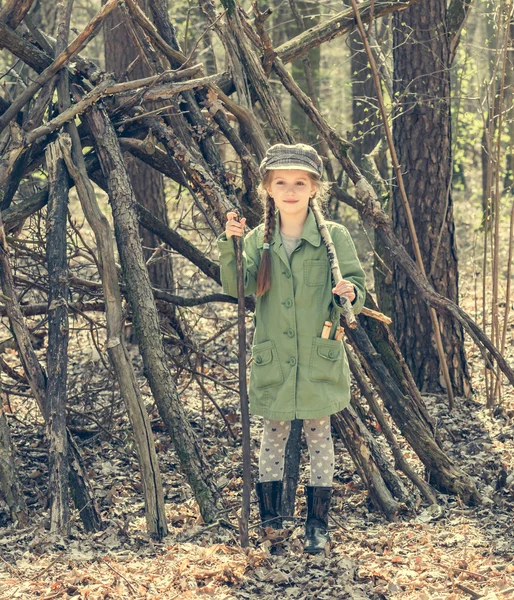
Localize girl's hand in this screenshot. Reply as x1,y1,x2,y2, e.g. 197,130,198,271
225,211,246,239
332,279,356,303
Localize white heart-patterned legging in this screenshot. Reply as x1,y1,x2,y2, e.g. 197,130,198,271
258,417,335,487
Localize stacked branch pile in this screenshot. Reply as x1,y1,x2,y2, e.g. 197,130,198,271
0,0,508,535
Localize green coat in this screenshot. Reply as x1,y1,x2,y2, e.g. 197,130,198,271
217,207,366,421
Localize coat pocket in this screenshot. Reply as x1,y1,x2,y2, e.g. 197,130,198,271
251,340,284,389
304,259,329,286
308,337,343,384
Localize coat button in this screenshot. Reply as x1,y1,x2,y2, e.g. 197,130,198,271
328,350,335,359
289,357,296,366
287,328,295,337
285,270,291,278
255,355,262,364
285,298,292,308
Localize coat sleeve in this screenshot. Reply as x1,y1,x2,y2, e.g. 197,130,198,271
331,225,366,315
216,228,261,298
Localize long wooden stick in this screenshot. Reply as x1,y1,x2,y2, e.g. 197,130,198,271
232,211,251,547
45,139,70,535
83,102,222,524
310,203,392,325
0,0,34,31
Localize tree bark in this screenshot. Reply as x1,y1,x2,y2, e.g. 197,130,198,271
345,340,437,504
45,140,70,535
59,128,168,539
346,409,411,509
344,317,480,505
391,1,471,397
362,293,437,436
83,104,222,523
221,3,294,145
0,0,35,31
332,408,401,521
103,0,174,291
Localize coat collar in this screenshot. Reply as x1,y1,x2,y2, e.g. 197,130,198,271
257,206,321,249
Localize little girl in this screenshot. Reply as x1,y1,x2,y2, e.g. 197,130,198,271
217,143,366,554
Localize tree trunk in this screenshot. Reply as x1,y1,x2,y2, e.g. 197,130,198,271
391,1,471,397
45,140,70,535
59,128,168,539
84,104,222,523
282,419,302,522
103,0,174,291
331,408,401,521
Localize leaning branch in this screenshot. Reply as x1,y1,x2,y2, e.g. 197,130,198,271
0,0,121,135
0,0,34,32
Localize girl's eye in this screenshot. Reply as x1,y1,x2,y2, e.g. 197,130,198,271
296,182,305,186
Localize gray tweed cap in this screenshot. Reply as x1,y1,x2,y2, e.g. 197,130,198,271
259,143,324,178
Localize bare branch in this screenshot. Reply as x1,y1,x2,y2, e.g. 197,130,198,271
0,0,121,135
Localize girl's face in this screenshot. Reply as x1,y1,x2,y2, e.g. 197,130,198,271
265,170,317,219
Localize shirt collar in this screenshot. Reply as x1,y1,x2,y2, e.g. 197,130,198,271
257,206,321,248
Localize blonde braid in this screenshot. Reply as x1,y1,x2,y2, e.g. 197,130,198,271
264,194,276,244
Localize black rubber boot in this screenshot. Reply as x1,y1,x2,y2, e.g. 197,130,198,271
256,480,283,530
304,485,332,554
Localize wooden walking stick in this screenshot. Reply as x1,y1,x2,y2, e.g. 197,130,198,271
310,198,392,328
310,198,358,329
232,210,252,547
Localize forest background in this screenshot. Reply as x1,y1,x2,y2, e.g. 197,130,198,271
0,0,514,598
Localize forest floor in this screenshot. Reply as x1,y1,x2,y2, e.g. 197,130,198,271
1,198,514,599
3,357,514,600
